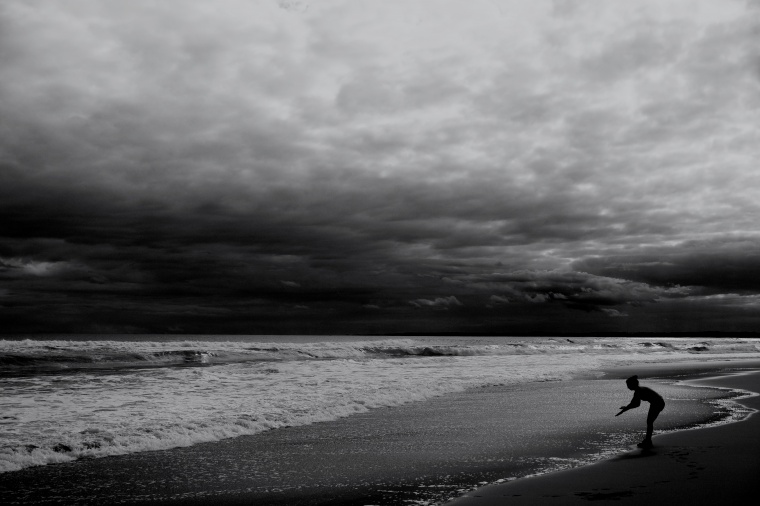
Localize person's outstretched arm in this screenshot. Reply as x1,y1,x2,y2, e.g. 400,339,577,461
617,393,641,415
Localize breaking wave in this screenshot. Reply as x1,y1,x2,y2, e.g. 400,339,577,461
2,337,758,376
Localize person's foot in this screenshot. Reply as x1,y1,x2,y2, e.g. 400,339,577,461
637,439,654,448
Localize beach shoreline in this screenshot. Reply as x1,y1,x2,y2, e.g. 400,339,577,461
448,366,760,505
1,358,759,505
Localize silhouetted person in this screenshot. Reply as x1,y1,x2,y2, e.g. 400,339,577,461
616,375,665,448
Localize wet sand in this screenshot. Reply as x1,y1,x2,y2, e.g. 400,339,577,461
448,368,760,506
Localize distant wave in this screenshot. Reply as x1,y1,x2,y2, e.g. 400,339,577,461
2,337,759,376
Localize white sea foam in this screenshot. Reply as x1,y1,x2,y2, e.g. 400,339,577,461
1,336,759,473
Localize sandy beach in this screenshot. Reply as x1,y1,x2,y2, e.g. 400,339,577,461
449,368,760,506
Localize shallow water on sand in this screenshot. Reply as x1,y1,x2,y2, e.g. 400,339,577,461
0,376,742,506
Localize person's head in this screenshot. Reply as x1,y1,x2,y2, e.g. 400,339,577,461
626,375,639,390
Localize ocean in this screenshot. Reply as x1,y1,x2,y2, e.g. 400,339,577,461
2,334,759,482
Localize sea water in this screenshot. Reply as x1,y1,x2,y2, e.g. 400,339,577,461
1,335,759,474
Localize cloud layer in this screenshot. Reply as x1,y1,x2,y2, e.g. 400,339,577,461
2,0,760,334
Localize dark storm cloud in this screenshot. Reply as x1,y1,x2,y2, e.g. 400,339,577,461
409,296,463,309
1,0,759,334
447,269,689,316
573,237,760,295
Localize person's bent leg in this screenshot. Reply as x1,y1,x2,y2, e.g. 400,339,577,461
646,406,663,441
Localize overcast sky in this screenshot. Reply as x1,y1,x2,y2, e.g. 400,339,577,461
2,0,760,335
